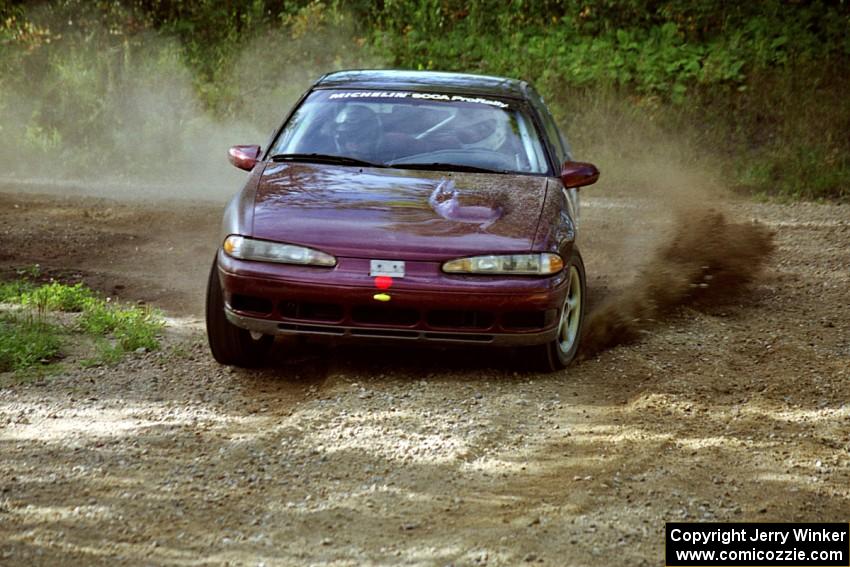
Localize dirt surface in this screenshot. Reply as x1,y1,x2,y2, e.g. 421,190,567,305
0,188,848,566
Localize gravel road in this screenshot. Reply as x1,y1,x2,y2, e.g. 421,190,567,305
1,188,848,566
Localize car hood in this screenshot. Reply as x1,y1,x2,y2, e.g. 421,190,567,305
251,163,549,261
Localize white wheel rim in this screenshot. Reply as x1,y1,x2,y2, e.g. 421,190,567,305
558,265,582,354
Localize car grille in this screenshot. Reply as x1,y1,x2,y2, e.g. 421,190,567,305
280,300,343,322
426,309,494,329
231,294,273,315
351,305,419,326
503,309,558,330
230,297,554,332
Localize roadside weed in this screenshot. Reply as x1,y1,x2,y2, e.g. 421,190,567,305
0,278,164,375
0,315,62,373
79,299,163,352
0,280,35,303
20,282,96,313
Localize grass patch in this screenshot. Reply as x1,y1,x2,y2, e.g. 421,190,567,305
0,316,62,373
0,277,164,375
21,281,96,312
79,299,163,352
0,280,36,303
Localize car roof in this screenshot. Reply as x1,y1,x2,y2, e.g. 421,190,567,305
314,70,530,100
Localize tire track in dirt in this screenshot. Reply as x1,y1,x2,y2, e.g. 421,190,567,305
0,191,223,315
1,188,848,566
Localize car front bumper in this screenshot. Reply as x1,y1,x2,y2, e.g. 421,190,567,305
224,308,559,345
217,253,568,346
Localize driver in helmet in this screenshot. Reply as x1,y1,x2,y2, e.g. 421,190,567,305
333,105,381,162
459,108,510,151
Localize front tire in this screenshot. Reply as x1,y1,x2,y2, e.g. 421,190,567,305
205,257,273,367
534,249,586,372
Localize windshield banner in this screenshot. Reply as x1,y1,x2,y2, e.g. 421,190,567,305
328,91,509,108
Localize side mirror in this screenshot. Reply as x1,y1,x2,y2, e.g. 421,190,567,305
228,145,262,171
560,161,599,189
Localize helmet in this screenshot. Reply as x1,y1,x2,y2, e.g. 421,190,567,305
333,105,380,160
459,109,509,151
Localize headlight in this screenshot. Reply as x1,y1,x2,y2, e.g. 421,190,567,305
442,253,563,275
223,235,336,267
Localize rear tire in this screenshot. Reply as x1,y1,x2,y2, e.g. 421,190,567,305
532,249,586,372
205,257,273,367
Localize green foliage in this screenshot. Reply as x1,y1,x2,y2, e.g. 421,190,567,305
0,278,164,373
0,316,61,373
370,1,848,98
78,299,163,352
0,280,35,303
363,1,850,201
739,142,850,202
20,282,96,312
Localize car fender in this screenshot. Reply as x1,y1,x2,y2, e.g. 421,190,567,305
532,178,577,258
220,163,266,246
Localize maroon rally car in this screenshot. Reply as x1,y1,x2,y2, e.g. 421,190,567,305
206,70,599,371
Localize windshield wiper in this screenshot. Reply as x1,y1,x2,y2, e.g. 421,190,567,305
387,162,506,174
270,153,386,168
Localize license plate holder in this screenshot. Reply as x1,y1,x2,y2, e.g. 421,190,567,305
370,259,405,278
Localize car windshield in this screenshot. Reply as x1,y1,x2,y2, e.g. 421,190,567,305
269,90,550,175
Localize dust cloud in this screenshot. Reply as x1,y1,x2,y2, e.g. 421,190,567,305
0,41,253,202
560,91,777,357
0,8,379,203
581,207,775,356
